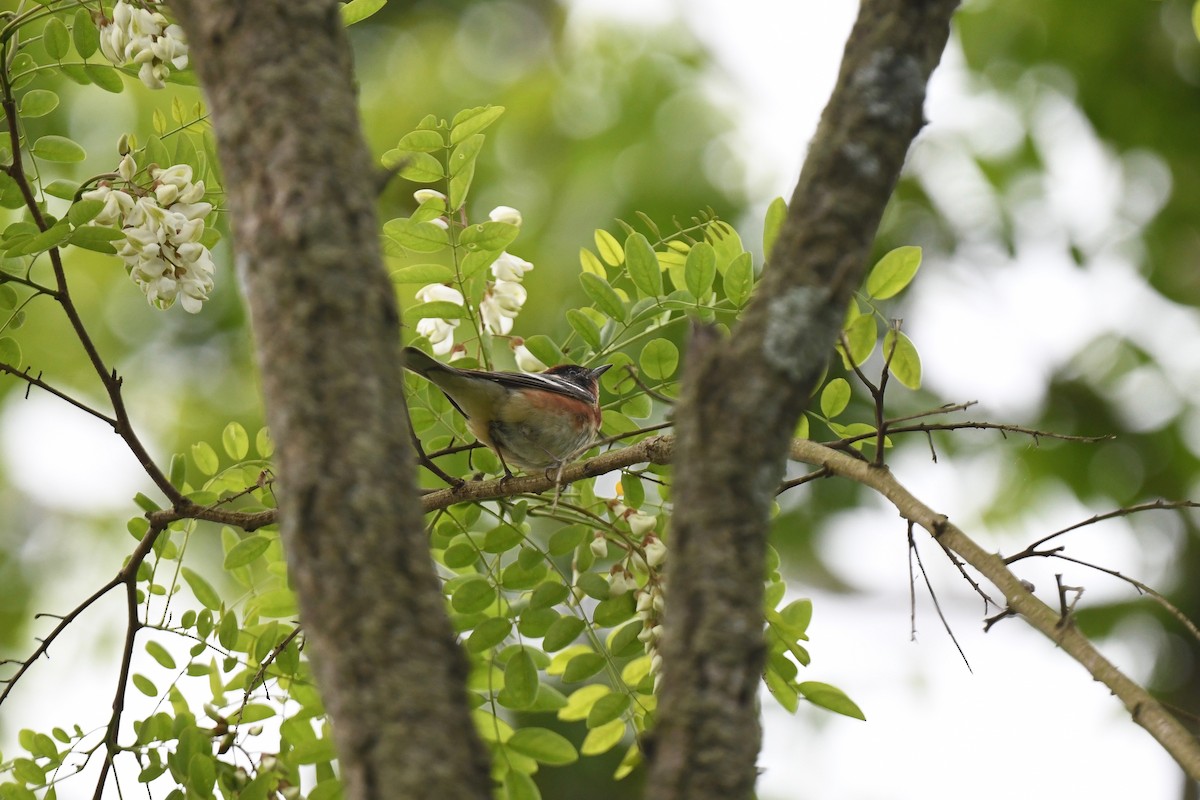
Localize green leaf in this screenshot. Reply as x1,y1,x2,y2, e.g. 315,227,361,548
450,106,505,144
819,378,851,418
506,727,578,766
521,334,563,369
579,247,605,276
341,0,387,25
44,179,79,200
43,17,70,59
579,272,627,322
20,89,59,118
724,252,754,307
706,220,744,274
0,285,16,310
779,598,813,637
798,681,865,720
396,129,445,153
542,616,585,651
0,337,22,368
882,329,921,389
585,692,629,729
84,64,125,93
1194,0,1200,40
67,225,124,253
132,673,157,697
580,718,625,756
498,649,538,709
841,313,876,367
562,651,605,683
592,592,635,627
390,263,455,284
458,220,518,254
566,309,602,351
762,196,788,257
383,217,450,253
764,666,799,713
73,8,99,57
255,427,274,458
624,233,663,298
248,587,297,619
448,134,484,209
594,230,623,267
390,151,443,182
31,135,86,163
222,421,249,460
866,245,922,299
639,339,678,381
182,568,222,610
503,769,541,800
68,199,104,227
223,535,271,569
145,640,176,669
451,577,495,614
558,684,609,721
408,300,469,321
191,441,219,476
684,241,716,300
466,617,512,652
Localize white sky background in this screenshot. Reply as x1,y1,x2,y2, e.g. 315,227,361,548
2,1,1194,798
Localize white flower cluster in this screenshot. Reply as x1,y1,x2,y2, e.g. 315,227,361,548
98,0,189,90
412,199,535,359
414,282,464,356
593,499,668,688
82,152,216,313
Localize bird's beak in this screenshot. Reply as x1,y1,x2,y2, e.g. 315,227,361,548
590,363,613,379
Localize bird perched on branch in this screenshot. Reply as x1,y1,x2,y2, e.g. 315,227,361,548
402,346,611,479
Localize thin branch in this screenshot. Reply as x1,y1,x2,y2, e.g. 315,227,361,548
1006,499,1200,563
908,523,972,672
0,361,118,426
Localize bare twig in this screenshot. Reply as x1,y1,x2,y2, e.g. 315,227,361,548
1005,499,1200,564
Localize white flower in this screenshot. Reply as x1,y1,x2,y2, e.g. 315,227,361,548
413,284,462,354
429,217,449,230
609,569,635,596
415,283,464,306
414,188,446,204
511,341,547,373
643,536,667,568
85,154,217,312
627,512,657,538
589,533,608,559
480,279,527,336
488,205,522,226
490,251,533,282
99,1,189,90
416,318,456,355
118,152,137,182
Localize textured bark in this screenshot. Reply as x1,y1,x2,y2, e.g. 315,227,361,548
167,3,491,798
646,1,961,797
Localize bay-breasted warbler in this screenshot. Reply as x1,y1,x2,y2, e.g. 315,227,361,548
402,346,611,477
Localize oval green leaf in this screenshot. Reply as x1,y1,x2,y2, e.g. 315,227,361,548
882,329,921,389
639,339,678,381
506,727,578,766
624,233,662,298
223,535,271,569
866,245,922,300
31,135,86,163
819,378,851,419
579,272,626,322
222,421,249,460
724,252,754,307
